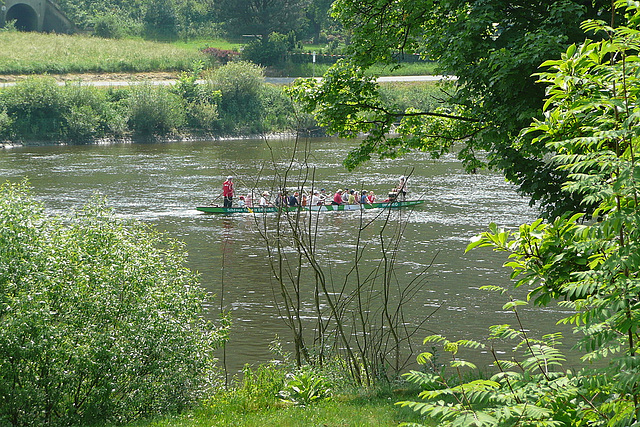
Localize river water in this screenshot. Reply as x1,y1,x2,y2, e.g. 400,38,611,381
0,137,576,374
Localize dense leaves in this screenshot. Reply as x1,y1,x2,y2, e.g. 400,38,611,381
206,61,293,134
0,181,228,426
52,0,330,43
216,0,309,39
54,0,219,40
294,0,614,217
401,2,640,425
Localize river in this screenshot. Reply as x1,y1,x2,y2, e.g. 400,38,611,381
0,137,576,374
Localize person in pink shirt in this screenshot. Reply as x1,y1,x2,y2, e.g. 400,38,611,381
332,189,343,205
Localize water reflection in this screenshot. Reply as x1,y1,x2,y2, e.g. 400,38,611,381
0,138,577,373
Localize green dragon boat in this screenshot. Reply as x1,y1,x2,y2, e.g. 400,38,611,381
196,200,425,214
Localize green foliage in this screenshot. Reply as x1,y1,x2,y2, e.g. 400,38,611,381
400,297,576,427
0,77,115,142
260,83,296,133
238,363,288,409
0,77,188,141
127,82,187,135
171,62,222,130
241,32,301,67
0,19,17,32
92,12,141,39
0,108,12,139
301,0,614,217
0,70,301,141
144,0,179,40
378,82,442,116
277,367,333,406
206,61,266,133
402,3,640,425
0,181,228,426
289,61,467,169
0,76,68,139
217,0,309,39
56,0,331,45
203,362,288,414
173,366,422,427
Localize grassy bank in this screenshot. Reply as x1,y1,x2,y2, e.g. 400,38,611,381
0,32,207,75
124,392,427,427
115,361,429,427
0,66,443,145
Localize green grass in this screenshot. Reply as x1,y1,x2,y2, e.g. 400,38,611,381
121,392,429,427
0,32,207,74
0,32,437,77
173,38,243,52
112,359,431,427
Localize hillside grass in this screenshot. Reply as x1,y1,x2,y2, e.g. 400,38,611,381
0,32,208,74
0,32,437,77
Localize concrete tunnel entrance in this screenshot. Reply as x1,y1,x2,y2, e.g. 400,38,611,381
5,4,39,31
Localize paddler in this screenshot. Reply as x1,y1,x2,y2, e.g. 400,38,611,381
222,176,234,208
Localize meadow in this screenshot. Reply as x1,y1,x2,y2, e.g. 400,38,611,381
0,32,208,75
0,32,437,77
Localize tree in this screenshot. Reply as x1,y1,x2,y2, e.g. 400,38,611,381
143,0,179,40
217,0,309,39
291,0,613,218
0,181,228,426
400,2,640,424
304,0,336,43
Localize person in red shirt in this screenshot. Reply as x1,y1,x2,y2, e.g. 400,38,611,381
332,189,343,205
222,176,234,208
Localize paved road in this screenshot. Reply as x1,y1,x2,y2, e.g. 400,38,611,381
0,75,456,88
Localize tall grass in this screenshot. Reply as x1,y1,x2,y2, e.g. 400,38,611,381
173,38,243,52
0,32,207,74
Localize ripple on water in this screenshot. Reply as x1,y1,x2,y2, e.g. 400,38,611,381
0,138,561,371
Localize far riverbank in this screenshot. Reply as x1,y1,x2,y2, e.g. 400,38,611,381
0,65,450,146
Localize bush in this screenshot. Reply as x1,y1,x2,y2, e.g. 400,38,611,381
0,109,12,139
62,83,113,141
0,78,134,142
206,61,265,133
127,83,187,135
0,69,307,141
64,104,102,141
171,65,222,130
241,32,301,67
0,181,228,426
378,82,442,114
201,47,240,65
0,76,68,140
93,12,128,39
260,83,295,133
277,367,332,406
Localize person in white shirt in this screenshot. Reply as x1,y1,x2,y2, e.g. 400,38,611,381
259,191,270,206
311,190,323,206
